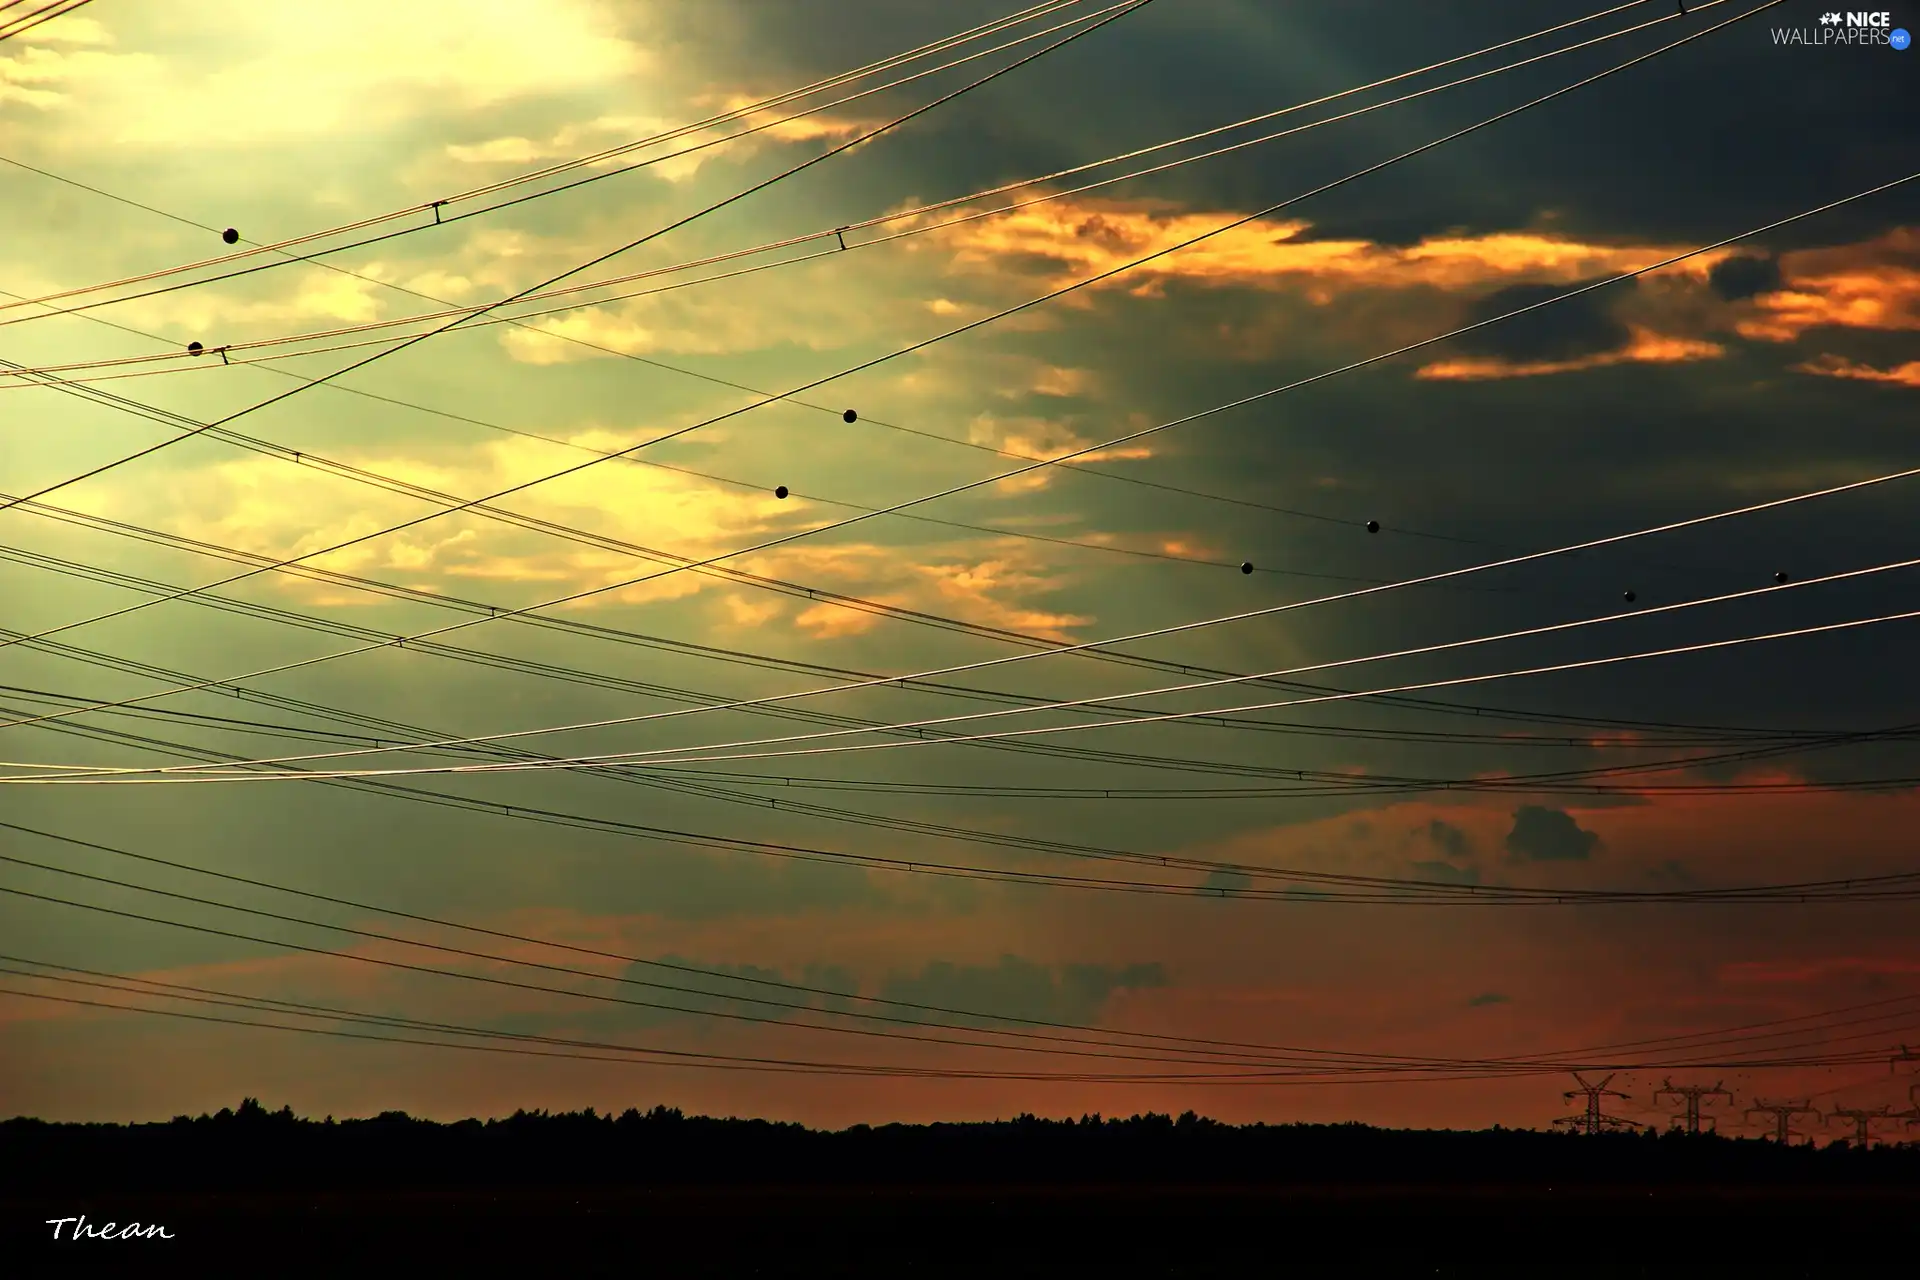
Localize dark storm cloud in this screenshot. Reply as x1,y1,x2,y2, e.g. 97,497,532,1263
1412,861,1482,887
1425,819,1474,862
1708,254,1785,301
878,954,1167,1026
1505,806,1601,863
650,0,1920,251
1450,279,1635,363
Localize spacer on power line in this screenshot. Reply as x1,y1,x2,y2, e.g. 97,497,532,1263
834,225,850,250
430,200,447,224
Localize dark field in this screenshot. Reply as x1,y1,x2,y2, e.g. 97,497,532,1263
7,1184,1916,1275
7,1108,1917,1275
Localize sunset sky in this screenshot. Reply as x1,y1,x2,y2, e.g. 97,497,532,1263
2,0,1917,1135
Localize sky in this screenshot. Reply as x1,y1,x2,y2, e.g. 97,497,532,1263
1,0,1918,1136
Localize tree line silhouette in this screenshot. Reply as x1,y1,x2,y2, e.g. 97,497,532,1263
8,1099,1920,1195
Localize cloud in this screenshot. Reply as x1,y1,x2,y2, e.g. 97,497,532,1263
1424,819,1473,863
924,199,1718,300
877,955,1167,1027
444,114,674,167
1415,326,1723,382
141,434,1098,636
1793,354,1920,388
1448,280,1636,363
497,256,909,361
962,412,1151,494
1504,806,1601,863
570,954,864,1030
26,0,648,148
144,428,793,603
1029,366,1095,399
0,43,155,111
739,538,1096,644
707,91,876,144
1735,229,1920,342
441,103,840,186
1707,254,1784,302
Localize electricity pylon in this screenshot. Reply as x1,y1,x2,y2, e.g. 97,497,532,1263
1828,1105,1896,1147
1893,1045,1920,1074
1653,1079,1733,1134
1555,1072,1637,1135
1746,1098,1821,1145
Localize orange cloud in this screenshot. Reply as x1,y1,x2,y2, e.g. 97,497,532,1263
1412,328,1725,381
1793,353,1920,387
925,198,1723,298
1736,228,1920,341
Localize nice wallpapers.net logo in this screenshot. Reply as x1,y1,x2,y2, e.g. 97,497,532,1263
1773,9,1912,46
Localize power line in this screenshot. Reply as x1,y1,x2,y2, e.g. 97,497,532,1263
1652,1079,1733,1133
6,477,1872,754
10,124,1886,762
4,353,1474,592
0,0,92,44
0,1,1775,675
12,974,1900,1085
0,0,1118,322
532,605,1920,774
0,0,1150,541
11,816,1917,1068
0,0,1706,385
2,878,1916,1072
11,664,1920,908
40,532,1917,782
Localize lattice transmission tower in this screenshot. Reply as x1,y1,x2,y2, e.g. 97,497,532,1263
1652,1079,1733,1134
1554,1073,1638,1135
1828,1105,1897,1147
1745,1099,1821,1145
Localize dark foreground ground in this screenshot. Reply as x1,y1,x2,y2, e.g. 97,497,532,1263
7,1106,1916,1275
7,1184,1919,1277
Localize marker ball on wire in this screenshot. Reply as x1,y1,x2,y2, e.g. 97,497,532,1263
1365,520,1380,534
842,409,858,424
187,341,205,355
1240,561,1254,575
774,485,789,500
1622,589,1637,604
221,228,240,245
1774,570,1790,585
